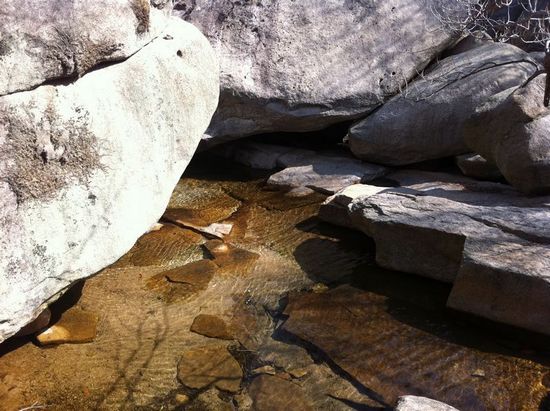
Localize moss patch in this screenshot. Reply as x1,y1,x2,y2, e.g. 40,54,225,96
0,102,102,204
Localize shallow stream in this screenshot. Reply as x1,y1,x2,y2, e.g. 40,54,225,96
0,154,549,411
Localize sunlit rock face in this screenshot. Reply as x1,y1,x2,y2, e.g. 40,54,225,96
0,0,172,96
0,18,219,343
175,0,464,143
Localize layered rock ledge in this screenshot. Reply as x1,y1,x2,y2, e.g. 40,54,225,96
319,171,550,335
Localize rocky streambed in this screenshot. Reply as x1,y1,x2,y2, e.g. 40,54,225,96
1,153,549,411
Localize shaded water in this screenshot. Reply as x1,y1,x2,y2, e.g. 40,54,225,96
0,154,549,410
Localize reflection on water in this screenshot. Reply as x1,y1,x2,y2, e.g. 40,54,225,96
0,154,548,411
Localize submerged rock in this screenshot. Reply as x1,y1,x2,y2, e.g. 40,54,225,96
190,314,234,340
465,75,550,194
177,345,243,393
0,0,172,96
348,43,537,165
248,374,314,411
36,308,98,345
177,0,464,142
204,240,260,273
0,18,219,342
147,259,217,303
319,171,550,335
396,396,460,411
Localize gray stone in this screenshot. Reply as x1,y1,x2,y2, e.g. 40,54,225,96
176,0,464,143
267,157,387,195
319,171,550,335
396,396,460,411
455,153,503,181
348,43,537,165
465,75,550,194
0,0,172,96
0,18,219,343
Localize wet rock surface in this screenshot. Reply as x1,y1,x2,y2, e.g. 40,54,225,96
177,344,243,393
282,285,549,410
0,156,549,410
248,374,314,411
190,314,234,340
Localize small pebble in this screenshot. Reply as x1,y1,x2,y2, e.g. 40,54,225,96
472,369,486,378
252,365,276,376
175,393,190,405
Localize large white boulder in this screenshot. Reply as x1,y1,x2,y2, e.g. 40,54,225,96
0,18,219,342
175,0,464,143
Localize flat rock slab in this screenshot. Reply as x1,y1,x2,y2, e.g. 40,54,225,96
319,171,550,335
213,141,388,195
36,308,98,345
396,396,459,411
177,0,461,142
146,259,217,303
177,345,243,393
204,240,260,273
267,159,387,195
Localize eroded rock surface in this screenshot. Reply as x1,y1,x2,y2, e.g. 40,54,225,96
348,43,537,165
0,18,219,342
319,171,550,334
248,374,314,411
176,0,464,142
0,0,172,96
